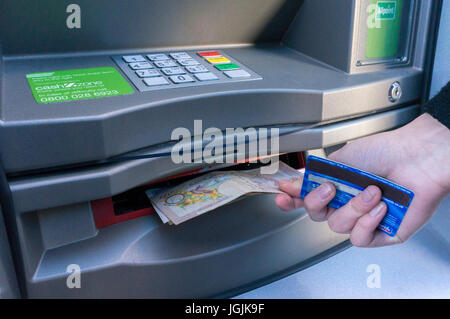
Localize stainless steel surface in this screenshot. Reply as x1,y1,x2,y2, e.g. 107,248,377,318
0,208,20,298
236,196,450,298
23,195,349,298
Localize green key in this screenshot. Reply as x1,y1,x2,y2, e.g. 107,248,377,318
215,63,240,71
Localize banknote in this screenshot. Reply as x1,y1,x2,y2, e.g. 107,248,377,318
145,188,171,224
148,162,303,225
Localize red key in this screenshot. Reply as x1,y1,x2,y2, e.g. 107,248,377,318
197,51,222,57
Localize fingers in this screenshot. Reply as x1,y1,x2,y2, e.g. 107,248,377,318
276,179,304,212
275,193,304,212
277,178,394,248
278,178,302,197
303,183,336,221
349,202,387,247
327,185,382,234
277,179,337,219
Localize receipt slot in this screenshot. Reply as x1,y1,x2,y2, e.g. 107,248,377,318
0,0,440,298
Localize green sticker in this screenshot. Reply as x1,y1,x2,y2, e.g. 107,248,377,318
366,0,403,59
376,1,397,20
26,67,134,104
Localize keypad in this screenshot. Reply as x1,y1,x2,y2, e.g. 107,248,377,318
123,55,147,63
129,62,153,70
194,72,219,81
177,59,200,66
169,74,195,84
205,57,231,64
170,52,191,60
147,54,170,61
224,70,251,78
162,67,186,76
197,51,222,58
186,65,209,73
136,69,161,78
143,77,169,86
154,60,178,68
215,63,240,71
113,50,261,92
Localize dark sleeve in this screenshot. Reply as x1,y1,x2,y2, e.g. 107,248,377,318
422,81,450,129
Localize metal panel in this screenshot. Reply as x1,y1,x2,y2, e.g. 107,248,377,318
9,104,419,214
0,207,20,298
283,0,356,72
22,195,348,298
0,46,422,173
0,0,303,55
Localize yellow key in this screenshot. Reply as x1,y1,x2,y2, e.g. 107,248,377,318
205,57,231,64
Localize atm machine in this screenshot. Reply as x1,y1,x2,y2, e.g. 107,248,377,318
0,0,442,298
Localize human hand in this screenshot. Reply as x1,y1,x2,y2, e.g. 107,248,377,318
276,114,450,247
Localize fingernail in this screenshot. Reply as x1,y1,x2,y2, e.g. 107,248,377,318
361,186,377,202
317,183,332,200
370,202,386,217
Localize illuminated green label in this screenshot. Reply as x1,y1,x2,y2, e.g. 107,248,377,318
26,67,134,104
366,0,403,59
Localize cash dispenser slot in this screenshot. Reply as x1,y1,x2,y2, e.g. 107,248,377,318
92,153,306,229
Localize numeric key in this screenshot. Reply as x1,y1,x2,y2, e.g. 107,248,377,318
169,74,195,84
129,62,153,70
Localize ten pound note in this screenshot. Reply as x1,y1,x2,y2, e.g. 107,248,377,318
147,162,303,225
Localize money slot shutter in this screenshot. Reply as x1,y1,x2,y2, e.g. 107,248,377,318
91,153,306,228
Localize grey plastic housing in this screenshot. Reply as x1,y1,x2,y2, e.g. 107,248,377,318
0,0,304,55
284,0,433,73
9,105,419,214
0,0,435,298
8,105,417,298
0,208,20,298
283,0,356,72
24,195,349,298
0,46,424,174
0,0,433,174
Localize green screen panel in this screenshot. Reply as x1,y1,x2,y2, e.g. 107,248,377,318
366,0,403,59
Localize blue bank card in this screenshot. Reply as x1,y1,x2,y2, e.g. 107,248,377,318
300,155,414,237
